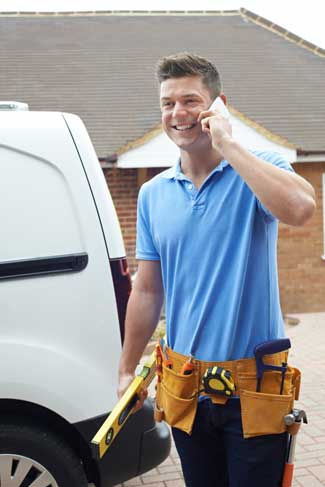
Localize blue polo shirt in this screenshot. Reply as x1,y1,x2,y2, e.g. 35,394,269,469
136,151,293,361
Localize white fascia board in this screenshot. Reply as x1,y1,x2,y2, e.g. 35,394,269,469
296,154,325,163
117,131,179,168
117,114,297,168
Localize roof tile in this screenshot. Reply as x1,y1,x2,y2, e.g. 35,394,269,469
0,12,324,154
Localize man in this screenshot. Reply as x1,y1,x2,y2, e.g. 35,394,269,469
118,53,315,486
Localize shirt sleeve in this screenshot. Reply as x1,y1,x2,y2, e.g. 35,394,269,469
136,184,160,261
255,151,295,223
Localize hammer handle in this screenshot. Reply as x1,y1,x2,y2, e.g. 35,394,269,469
282,463,294,487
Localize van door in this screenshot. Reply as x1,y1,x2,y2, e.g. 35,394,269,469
0,111,122,422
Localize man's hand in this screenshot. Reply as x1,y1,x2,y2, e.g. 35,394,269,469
117,371,148,412
198,109,232,150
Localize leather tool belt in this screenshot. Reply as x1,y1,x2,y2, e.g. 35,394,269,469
154,344,301,438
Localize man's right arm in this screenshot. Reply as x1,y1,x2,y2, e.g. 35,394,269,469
117,259,164,406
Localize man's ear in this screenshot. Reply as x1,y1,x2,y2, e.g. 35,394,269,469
220,93,227,105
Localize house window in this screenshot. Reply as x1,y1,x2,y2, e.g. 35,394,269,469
323,173,325,260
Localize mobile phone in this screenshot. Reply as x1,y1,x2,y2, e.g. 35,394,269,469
209,97,230,120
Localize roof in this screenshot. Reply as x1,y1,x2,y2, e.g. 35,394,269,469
0,9,324,156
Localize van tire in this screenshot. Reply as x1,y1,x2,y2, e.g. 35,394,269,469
0,420,88,487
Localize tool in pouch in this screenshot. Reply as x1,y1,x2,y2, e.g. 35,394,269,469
180,353,235,398
282,409,308,487
91,346,157,460
202,366,235,397
254,338,291,393
159,337,173,369
180,354,195,375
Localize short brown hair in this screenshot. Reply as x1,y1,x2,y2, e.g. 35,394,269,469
156,52,222,99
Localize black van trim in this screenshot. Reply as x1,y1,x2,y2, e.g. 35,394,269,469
0,253,88,280
75,399,171,485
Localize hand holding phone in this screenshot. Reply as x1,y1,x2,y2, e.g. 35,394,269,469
209,97,230,120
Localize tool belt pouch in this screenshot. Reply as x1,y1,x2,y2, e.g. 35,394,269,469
239,365,301,438
154,363,199,434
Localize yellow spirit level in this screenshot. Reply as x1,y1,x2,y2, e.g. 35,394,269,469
91,347,157,459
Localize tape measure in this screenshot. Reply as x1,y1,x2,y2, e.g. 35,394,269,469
202,366,235,397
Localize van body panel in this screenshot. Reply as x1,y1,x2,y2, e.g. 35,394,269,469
0,144,84,260
0,111,122,420
0,341,120,422
63,113,125,259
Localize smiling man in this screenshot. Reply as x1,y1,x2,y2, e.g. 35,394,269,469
160,75,215,153
118,53,316,487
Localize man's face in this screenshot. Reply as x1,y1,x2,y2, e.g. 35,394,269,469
160,75,213,151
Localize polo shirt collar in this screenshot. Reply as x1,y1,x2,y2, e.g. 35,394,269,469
162,158,229,180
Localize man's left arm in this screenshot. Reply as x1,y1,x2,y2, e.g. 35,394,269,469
200,112,316,226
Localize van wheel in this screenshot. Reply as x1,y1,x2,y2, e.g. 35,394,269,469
0,421,88,487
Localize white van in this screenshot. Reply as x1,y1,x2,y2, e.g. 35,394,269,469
0,103,170,487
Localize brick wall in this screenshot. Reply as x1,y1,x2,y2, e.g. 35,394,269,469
104,167,138,274
278,162,325,313
104,167,161,275
104,162,325,313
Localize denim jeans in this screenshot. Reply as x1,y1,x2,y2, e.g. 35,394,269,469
172,398,288,487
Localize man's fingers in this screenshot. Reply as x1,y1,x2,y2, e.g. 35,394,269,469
197,109,215,123
117,374,147,413
139,387,148,402
133,387,148,413
201,116,212,133
117,372,135,400
133,399,143,412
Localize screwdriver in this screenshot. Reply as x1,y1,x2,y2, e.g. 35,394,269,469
180,355,195,375
159,338,172,369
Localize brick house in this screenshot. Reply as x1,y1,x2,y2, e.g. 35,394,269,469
0,9,324,312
